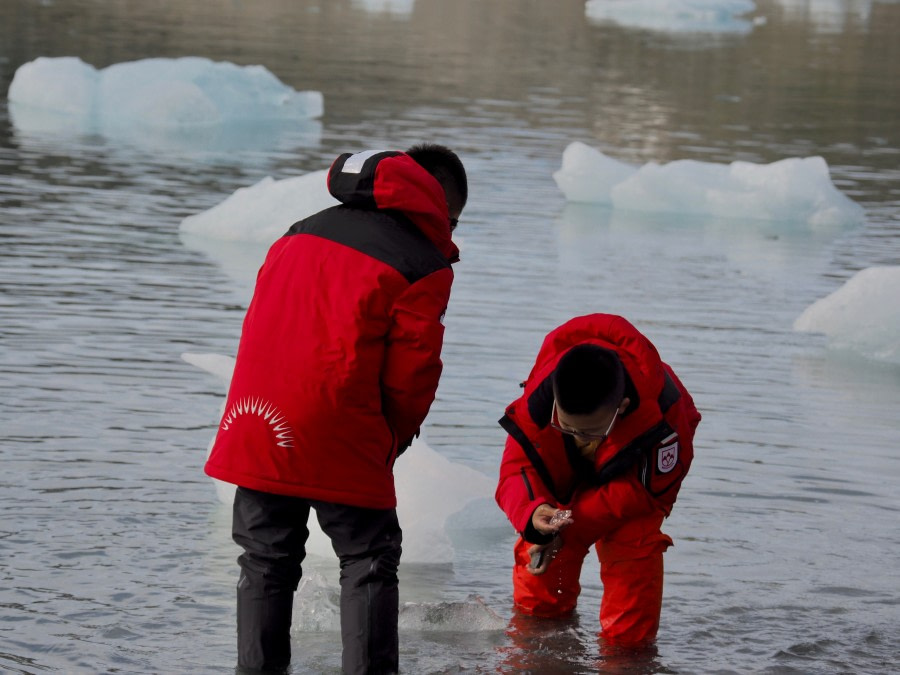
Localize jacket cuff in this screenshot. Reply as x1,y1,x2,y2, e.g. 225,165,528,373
521,507,556,545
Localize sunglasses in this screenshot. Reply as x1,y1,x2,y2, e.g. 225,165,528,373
550,400,619,442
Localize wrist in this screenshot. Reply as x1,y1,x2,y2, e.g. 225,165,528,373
522,519,555,545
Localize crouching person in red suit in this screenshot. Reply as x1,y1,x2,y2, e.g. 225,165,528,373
495,314,701,646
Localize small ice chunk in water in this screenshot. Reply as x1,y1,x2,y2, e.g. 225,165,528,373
794,266,900,364
292,572,341,632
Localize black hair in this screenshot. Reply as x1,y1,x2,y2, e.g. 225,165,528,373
406,143,468,209
552,344,625,415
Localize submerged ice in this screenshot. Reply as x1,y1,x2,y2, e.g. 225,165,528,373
794,266,900,365
7,56,322,136
292,572,505,633
553,141,865,228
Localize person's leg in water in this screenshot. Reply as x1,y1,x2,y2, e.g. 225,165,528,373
510,535,590,617
312,501,402,675
593,512,669,646
598,551,664,645
232,487,310,672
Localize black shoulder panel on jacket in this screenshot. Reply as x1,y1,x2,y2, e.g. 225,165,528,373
658,370,681,413
526,374,554,429
286,205,450,284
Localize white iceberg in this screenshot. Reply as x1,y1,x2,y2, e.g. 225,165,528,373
180,171,337,244
586,0,757,34
181,352,494,564
7,56,322,145
553,141,865,228
794,266,900,364
552,141,637,205
179,170,339,289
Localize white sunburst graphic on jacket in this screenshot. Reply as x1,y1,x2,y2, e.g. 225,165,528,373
221,397,295,448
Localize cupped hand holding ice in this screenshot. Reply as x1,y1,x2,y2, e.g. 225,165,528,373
531,504,574,535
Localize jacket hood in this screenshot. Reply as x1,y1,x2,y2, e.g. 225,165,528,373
327,150,460,263
512,314,668,457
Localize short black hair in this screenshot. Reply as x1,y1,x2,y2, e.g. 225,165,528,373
552,344,625,416
406,143,468,209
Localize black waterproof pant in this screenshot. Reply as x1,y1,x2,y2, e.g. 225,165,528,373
232,487,402,674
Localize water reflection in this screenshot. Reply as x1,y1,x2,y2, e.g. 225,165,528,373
500,612,677,674
2,0,900,673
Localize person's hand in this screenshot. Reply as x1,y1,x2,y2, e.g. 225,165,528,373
527,536,563,575
530,504,574,536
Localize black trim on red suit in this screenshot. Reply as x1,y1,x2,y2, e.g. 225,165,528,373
287,205,450,285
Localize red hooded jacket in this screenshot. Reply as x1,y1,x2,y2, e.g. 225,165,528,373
496,314,701,556
205,151,458,509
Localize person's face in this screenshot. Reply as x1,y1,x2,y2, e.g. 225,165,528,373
551,399,626,453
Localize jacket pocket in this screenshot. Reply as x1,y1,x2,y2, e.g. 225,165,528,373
640,431,687,502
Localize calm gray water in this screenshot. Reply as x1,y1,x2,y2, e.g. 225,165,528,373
1,1,899,673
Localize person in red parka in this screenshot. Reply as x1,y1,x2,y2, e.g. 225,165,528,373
495,314,700,647
205,145,467,674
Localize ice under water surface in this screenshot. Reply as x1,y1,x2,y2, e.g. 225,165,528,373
1,1,898,673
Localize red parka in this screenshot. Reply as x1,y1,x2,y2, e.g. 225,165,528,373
496,314,701,560
205,150,458,509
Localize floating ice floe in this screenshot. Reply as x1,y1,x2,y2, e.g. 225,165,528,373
794,266,900,365
553,141,865,228
179,168,465,290
7,56,322,145
181,352,494,563
179,170,338,289
585,0,758,34
352,0,415,15
180,171,337,244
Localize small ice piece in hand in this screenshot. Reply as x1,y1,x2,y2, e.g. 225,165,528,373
550,509,572,527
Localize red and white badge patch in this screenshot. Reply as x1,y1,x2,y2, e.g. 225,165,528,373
657,439,679,474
